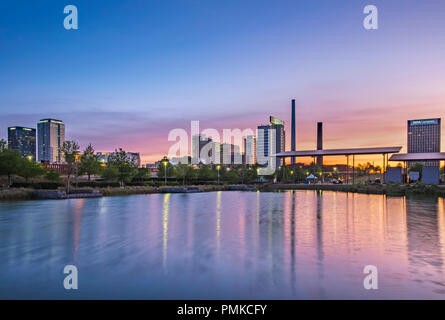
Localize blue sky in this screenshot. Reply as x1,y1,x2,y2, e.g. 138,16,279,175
1,0,445,162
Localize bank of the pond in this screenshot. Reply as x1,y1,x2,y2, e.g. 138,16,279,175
0,185,239,201
2,183,445,201
263,183,445,197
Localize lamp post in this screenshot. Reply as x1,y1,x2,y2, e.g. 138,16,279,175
162,159,168,185
216,165,221,184
74,153,81,191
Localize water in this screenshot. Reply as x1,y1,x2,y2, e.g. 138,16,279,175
0,190,445,299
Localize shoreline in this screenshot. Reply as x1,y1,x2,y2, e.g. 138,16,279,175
1,183,445,201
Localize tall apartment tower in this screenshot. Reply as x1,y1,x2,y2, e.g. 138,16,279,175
37,119,65,163
257,116,285,172
407,118,441,167
317,122,323,166
191,134,213,164
244,135,257,165
8,126,36,161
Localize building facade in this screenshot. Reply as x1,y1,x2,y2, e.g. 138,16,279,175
37,119,65,163
192,134,213,164
407,118,441,167
257,116,285,172
244,135,256,165
8,126,36,161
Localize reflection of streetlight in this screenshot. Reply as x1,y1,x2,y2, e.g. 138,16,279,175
162,158,168,185
216,165,221,184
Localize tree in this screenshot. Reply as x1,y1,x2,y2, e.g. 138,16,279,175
133,168,150,182
101,166,120,182
108,148,138,187
61,140,80,193
79,143,101,181
225,168,240,184
409,162,424,174
175,163,196,185
0,148,22,187
197,165,215,182
0,139,7,152
19,159,45,183
45,169,62,182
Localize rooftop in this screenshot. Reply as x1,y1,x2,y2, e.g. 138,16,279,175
275,147,402,158
389,152,445,162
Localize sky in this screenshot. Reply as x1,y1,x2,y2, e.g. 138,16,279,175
1,0,445,165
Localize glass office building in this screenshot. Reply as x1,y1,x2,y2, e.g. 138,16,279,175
7,126,36,161
257,116,285,172
37,119,65,163
407,118,441,167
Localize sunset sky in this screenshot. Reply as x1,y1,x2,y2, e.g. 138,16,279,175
1,0,445,165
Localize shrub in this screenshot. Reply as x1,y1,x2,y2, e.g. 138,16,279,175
10,182,64,189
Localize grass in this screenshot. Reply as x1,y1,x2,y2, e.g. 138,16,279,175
0,188,36,201
2,183,444,201
265,183,445,198
98,184,227,197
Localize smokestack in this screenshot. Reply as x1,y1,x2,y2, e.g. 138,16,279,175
317,122,323,166
291,99,296,165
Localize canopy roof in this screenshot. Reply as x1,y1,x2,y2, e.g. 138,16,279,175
275,147,402,158
389,152,445,161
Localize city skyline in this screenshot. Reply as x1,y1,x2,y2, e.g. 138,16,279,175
1,0,445,164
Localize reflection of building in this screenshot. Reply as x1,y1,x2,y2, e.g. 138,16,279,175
8,126,36,161
244,135,256,165
37,119,65,163
257,116,285,171
408,118,441,167
97,152,141,167
405,198,443,275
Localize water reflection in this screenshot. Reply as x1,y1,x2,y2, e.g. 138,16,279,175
0,191,445,299
162,194,170,270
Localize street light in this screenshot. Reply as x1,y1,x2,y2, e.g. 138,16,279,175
216,165,221,184
162,158,168,185
74,153,81,190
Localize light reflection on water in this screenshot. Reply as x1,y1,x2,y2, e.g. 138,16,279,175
0,190,444,299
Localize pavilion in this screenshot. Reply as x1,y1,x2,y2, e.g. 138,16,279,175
275,146,402,183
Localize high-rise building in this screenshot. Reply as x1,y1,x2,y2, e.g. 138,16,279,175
244,135,256,165
192,134,213,164
257,116,285,172
37,119,65,163
221,143,241,165
407,118,441,167
8,126,36,161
